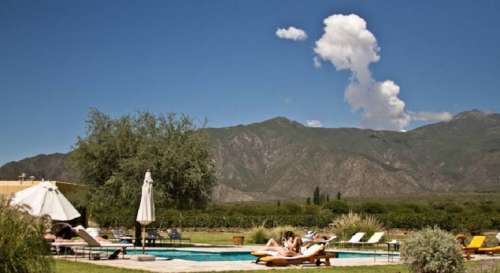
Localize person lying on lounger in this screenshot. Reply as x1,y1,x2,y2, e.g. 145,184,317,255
302,233,336,248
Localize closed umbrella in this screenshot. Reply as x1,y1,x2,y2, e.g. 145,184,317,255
10,181,81,221
136,170,155,253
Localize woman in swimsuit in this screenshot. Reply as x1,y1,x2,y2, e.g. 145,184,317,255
264,231,302,257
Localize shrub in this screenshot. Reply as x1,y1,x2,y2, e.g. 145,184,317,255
303,205,320,215
0,197,53,273
401,227,464,273
463,213,492,235
284,203,303,215
268,225,295,241
248,226,271,244
324,200,350,214
360,202,387,214
330,211,383,240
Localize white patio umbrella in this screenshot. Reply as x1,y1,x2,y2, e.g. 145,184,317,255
136,170,155,253
10,180,81,221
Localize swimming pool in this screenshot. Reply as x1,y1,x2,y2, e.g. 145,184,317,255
128,249,254,261
126,249,398,262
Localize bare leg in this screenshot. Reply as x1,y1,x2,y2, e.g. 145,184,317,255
266,238,280,248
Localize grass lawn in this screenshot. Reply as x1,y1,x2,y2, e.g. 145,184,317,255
55,259,500,273
54,259,409,273
183,230,251,245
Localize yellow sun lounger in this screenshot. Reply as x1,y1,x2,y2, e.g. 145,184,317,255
477,246,500,255
259,244,334,266
463,236,486,250
463,236,486,256
251,250,278,262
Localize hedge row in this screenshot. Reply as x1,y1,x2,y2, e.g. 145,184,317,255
378,212,500,233
154,213,333,228
150,210,500,233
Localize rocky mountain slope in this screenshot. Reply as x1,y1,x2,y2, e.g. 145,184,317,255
1,110,499,202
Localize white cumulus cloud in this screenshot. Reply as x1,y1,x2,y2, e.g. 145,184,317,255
276,26,308,41
313,14,450,131
313,56,322,68
306,120,323,127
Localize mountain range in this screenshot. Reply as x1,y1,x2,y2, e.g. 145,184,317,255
1,110,499,202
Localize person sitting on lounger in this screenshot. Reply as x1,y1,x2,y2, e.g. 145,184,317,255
263,231,302,257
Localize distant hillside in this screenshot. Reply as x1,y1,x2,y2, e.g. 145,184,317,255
1,110,500,202
0,153,76,181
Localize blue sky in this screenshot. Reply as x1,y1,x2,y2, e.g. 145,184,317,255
1,0,500,165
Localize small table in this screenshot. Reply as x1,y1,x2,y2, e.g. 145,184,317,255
386,241,400,263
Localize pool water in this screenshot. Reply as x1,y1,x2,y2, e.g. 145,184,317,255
127,249,398,262
128,249,254,261
336,252,396,259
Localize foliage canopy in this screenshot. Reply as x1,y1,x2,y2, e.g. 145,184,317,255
70,109,216,227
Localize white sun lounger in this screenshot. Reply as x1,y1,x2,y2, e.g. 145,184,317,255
353,231,385,247
75,227,133,259
338,232,365,247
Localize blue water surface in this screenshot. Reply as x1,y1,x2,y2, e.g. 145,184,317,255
127,249,398,262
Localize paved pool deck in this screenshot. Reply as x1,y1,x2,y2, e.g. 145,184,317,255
58,256,402,273
56,245,403,272
55,245,500,273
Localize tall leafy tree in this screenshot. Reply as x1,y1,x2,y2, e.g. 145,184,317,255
313,186,321,205
70,109,216,231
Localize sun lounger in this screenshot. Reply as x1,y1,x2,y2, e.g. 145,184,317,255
353,232,385,247
477,246,500,255
251,250,279,262
337,232,365,247
111,228,133,243
167,228,191,245
85,227,101,237
75,227,133,259
463,236,486,257
259,244,335,266
51,240,88,255
146,228,165,246
475,233,500,255
251,235,336,262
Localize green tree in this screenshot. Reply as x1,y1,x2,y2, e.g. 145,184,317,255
70,109,216,232
313,186,321,205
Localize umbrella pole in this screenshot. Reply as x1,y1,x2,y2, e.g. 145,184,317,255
142,225,145,254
